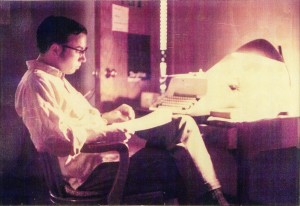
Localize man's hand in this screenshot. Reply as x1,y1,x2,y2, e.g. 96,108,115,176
101,104,135,124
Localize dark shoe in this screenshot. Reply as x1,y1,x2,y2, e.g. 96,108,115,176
211,188,230,206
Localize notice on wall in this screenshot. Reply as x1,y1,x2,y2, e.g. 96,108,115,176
112,4,129,33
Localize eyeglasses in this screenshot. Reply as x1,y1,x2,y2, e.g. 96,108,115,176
62,45,88,55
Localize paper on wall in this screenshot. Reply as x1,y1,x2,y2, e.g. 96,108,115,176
112,4,129,33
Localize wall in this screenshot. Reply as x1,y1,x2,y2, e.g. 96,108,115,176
168,0,299,114
0,1,95,106
169,0,299,71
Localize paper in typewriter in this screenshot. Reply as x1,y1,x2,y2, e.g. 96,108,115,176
111,108,173,134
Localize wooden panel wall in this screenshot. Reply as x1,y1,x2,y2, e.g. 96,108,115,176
168,0,299,76
167,0,299,115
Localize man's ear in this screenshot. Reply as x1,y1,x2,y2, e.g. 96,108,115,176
49,43,62,57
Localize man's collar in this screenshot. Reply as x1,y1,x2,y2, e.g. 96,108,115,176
26,59,65,79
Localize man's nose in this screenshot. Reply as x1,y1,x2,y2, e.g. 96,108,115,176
80,53,87,63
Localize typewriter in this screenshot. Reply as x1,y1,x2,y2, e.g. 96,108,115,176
149,76,207,116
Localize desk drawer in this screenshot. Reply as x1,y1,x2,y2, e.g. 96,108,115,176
199,124,237,149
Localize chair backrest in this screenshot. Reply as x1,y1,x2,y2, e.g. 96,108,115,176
39,152,66,198
38,142,131,204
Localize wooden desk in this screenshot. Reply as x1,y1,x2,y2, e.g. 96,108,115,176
135,108,299,204
200,116,299,205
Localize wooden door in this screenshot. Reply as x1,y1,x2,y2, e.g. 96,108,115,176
97,1,127,111
95,1,160,112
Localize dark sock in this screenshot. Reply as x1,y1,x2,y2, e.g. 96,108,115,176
211,188,230,206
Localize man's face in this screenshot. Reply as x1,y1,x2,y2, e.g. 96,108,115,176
57,33,87,74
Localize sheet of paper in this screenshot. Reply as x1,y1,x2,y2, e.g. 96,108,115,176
112,108,172,133
112,4,129,32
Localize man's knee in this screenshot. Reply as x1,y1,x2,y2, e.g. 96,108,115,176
174,115,197,127
174,115,199,136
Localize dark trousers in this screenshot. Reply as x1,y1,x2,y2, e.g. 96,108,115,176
78,147,186,201
78,118,208,203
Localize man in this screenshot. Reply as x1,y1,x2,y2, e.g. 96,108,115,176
15,16,229,205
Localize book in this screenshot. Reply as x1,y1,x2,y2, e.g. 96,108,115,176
210,108,238,119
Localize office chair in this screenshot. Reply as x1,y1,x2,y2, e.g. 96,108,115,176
39,142,167,205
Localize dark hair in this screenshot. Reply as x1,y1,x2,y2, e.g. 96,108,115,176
37,16,87,53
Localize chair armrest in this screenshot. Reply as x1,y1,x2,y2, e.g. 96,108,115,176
81,142,129,154
80,142,129,204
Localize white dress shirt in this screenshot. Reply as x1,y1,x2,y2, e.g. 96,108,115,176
15,60,118,189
